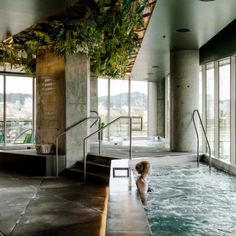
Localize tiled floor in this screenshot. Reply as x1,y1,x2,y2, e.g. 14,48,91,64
0,172,107,236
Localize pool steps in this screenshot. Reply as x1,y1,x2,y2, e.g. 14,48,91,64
62,153,117,184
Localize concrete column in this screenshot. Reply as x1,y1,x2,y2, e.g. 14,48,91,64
36,52,65,153
65,53,90,167
148,82,157,136
170,50,199,152
156,79,165,137
36,52,90,169
90,76,98,112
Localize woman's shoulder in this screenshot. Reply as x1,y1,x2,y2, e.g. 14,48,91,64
136,177,148,193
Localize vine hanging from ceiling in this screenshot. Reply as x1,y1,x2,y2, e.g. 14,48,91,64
0,0,149,77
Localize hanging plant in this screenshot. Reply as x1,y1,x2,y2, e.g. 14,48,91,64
0,0,149,77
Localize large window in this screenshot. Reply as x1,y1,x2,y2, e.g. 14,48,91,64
131,80,147,136
219,59,230,162
0,76,3,143
110,79,129,139
98,77,109,139
206,63,215,155
203,57,233,164
0,74,34,145
98,78,148,141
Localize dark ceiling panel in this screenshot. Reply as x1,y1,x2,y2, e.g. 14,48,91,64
200,19,236,65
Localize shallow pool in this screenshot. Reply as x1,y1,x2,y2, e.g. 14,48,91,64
145,162,236,235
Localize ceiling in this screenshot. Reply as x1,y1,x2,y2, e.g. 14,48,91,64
131,0,236,82
1,0,236,81
0,0,79,41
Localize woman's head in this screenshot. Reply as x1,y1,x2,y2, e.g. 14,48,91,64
135,161,151,176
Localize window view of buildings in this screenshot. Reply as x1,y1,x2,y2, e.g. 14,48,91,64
0,75,33,144
204,58,231,163
98,78,147,141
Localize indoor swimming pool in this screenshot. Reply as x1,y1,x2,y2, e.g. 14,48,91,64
145,162,236,235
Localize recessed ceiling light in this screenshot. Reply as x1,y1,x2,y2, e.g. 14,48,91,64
176,28,190,33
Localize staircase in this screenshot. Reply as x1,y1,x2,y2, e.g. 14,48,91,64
62,153,115,184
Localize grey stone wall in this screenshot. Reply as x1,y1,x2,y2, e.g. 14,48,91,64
65,53,90,167
90,76,98,112
156,79,165,137
36,52,65,154
36,52,90,169
170,50,199,152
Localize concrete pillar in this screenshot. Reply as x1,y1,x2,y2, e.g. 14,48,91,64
170,50,199,152
90,76,98,112
36,52,90,169
65,53,90,167
156,79,165,137
148,82,157,136
36,52,65,154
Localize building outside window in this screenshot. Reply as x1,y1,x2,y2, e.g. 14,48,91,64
98,78,148,141
219,58,230,162
0,76,3,143
0,74,34,145
110,79,129,140
206,62,215,155
131,80,147,137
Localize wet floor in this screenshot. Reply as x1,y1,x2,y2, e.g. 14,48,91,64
0,171,107,236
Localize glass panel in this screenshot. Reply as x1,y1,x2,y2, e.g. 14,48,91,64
110,79,129,141
199,68,202,151
131,80,148,137
206,63,214,155
219,59,230,162
5,76,33,144
0,76,4,143
98,77,109,139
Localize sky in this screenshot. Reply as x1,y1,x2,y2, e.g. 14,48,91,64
98,78,148,97
3,76,33,94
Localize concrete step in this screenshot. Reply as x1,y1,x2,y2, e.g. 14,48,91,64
62,167,109,184
76,160,111,174
87,153,117,165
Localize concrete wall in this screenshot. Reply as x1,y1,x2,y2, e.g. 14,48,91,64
90,76,98,112
65,53,90,167
148,82,157,136
148,80,165,137
156,79,165,137
170,50,199,152
36,52,65,154
36,52,90,169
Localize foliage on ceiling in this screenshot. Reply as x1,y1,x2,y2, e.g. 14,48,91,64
0,0,149,77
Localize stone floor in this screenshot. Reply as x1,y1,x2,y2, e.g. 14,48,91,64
0,171,107,236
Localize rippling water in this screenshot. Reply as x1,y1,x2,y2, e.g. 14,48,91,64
145,163,236,235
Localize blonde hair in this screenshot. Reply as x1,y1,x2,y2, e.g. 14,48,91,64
135,161,151,175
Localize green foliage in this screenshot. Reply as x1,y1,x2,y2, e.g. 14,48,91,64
0,0,148,77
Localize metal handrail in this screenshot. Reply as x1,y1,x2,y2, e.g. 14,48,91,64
90,110,99,128
13,128,33,144
192,109,212,171
55,115,100,177
83,116,143,182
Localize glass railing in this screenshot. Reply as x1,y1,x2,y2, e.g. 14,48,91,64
0,120,33,144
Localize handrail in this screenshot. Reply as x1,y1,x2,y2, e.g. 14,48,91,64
13,128,33,144
90,110,99,128
192,109,212,171
83,116,143,182
131,116,143,131
55,116,100,177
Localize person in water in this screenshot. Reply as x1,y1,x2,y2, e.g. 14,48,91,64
135,161,153,204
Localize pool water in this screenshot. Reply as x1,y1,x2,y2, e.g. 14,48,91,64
145,162,236,235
